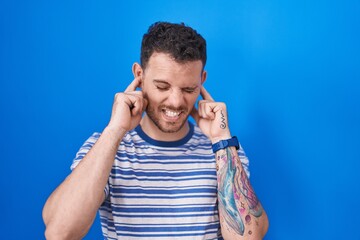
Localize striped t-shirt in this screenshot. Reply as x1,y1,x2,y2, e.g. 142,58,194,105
71,122,250,240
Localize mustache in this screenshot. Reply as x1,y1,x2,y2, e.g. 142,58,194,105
143,92,188,112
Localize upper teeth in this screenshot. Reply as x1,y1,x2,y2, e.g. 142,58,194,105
165,110,180,117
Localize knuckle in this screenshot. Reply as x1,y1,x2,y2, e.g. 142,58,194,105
218,102,226,108
114,93,123,100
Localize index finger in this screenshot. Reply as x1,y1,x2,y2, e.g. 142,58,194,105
200,86,214,101
124,77,141,92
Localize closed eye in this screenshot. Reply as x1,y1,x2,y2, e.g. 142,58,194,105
156,86,169,91
182,88,196,93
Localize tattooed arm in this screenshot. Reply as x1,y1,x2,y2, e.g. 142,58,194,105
191,86,269,239
216,146,268,239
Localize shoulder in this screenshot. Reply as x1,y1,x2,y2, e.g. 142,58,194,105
120,128,144,146
71,130,136,167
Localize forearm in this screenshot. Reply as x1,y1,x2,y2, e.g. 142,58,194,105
42,126,125,239
216,146,268,239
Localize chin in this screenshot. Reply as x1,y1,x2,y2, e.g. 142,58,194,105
145,104,190,134
157,120,188,133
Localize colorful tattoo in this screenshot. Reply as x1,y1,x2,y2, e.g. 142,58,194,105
217,147,263,236
239,202,246,215
218,148,245,235
245,214,251,225
238,166,262,217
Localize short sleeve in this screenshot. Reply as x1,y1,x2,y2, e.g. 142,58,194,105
237,143,250,178
70,132,110,198
70,132,101,170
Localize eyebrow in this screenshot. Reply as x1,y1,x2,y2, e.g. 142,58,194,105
153,79,170,85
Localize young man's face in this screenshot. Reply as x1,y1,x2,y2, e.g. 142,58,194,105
141,52,206,134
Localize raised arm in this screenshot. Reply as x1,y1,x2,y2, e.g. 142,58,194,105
191,87,268,239
42,77,147,239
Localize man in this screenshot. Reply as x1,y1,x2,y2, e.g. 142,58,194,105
43,22,268,239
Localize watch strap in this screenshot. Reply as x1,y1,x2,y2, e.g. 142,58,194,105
212,136,239,153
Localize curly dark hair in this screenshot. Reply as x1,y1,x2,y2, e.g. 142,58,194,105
140,22,207,70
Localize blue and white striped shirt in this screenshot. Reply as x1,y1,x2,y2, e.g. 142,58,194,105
71,122,249,239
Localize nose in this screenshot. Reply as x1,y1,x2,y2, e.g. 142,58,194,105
167,89,185,108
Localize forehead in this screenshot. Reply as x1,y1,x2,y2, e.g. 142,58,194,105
144,52,203,86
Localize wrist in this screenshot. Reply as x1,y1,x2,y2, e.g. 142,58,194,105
212,136,239,153
210,134,231,144
104,125,127,141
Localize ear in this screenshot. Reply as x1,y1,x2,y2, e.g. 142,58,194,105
201,70,207,85
132,62,143,77
132,63,144,88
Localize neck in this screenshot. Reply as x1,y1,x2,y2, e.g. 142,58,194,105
140,115,190,141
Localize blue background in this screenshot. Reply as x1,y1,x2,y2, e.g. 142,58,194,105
1,0,359,239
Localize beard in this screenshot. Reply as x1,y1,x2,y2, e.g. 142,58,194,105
144,94,189,133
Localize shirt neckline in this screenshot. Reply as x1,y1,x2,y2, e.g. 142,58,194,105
134,121,194,147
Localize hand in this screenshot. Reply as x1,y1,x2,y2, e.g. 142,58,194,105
107,77,147,133
191,87,231,144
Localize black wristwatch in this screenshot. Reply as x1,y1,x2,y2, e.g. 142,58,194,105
212,136,239,153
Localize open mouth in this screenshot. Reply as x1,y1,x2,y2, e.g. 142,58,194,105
161,108,183,121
